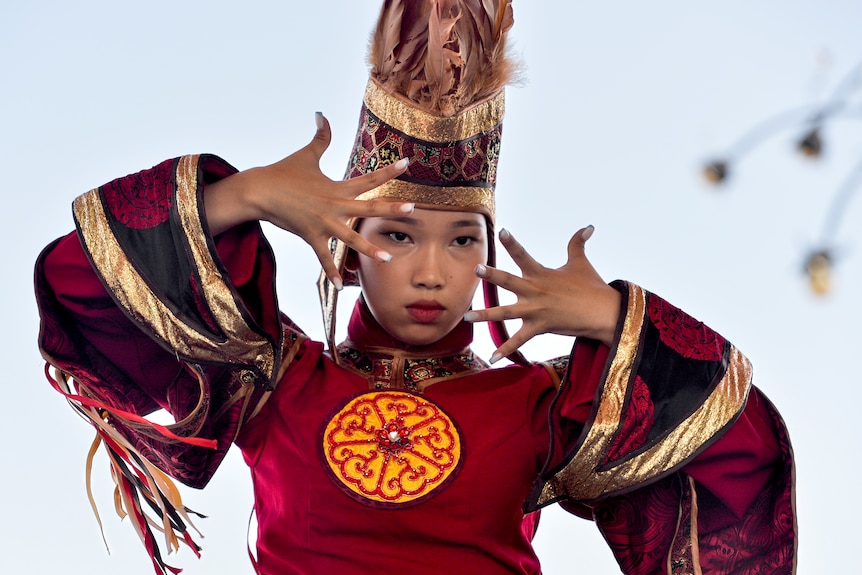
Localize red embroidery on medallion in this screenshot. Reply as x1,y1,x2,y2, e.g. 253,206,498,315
323,392,462,505
647,294,726,361
604,375,654,463
102,160,174,229
376,418,413,453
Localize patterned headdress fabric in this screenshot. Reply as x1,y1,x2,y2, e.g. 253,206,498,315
345,81,503,220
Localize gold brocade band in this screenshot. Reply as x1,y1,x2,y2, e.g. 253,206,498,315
536,283,752,505
356,180,495,216
364,80,505,142
73,156,277,387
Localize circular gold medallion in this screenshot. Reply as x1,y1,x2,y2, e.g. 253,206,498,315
321,391,462,507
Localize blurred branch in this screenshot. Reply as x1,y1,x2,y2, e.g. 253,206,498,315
703,59,862,294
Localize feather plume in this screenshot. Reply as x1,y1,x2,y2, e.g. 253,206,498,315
370,0,514,117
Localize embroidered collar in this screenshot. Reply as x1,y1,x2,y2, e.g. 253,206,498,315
338,297,486,391
336,341,487,392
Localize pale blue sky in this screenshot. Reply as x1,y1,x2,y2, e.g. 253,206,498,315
2,1,860,572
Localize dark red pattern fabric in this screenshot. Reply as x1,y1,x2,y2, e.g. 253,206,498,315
603,375,655,464
594,475,683,575
101,159,175,229
344,106,502,187
697,399,796,574
647,294,726,361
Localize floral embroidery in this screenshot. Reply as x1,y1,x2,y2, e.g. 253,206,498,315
101,159,175,229
603,375,655,464
322,391,463,506
647,294,726,361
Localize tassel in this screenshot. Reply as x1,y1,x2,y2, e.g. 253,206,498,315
47,363,207,574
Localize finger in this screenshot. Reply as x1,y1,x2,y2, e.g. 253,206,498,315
306,112,333,160
310,239,343,291
463,303,524,324
489,327,538,364
498,228,543,274
332,226,393,263
475,263,528,294
567,225,594,259
340,198,415,219
342,157,410,196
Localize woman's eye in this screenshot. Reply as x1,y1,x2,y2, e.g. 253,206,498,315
387,231,410,243
453,236,477,247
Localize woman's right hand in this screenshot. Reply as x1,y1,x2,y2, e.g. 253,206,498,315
205,113,412,288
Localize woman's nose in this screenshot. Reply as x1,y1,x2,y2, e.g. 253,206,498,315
412,247,446,289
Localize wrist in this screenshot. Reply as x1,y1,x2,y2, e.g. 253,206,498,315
593,286,622,347
204,168,264,235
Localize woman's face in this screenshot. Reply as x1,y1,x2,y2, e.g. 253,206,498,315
354,209,488,346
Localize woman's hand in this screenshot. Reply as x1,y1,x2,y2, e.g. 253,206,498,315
464,226,621,362
205,113,412,289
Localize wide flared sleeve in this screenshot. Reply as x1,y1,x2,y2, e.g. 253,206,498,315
35,155,307,573
35,154,296,486
527,281,796,575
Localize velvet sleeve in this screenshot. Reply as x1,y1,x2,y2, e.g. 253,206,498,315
527,281,796,574
35,155,290,488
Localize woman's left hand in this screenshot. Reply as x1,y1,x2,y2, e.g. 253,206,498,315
465,226,621,362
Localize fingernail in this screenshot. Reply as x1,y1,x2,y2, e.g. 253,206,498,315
489,352,503,364
315,112,324,130
463,311,479,322
399,203,415,213
582,225,595,242
331,276,343,291
377,250,392,262
394,157,410,170
499,228,511,242
475,264,487,277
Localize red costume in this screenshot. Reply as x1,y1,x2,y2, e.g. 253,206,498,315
36,156,794,575
34,2,796,573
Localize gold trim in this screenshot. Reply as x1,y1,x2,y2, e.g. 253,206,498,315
356,180,494,217
73,155,276,382
689,476,702,575
537,283,752,504
364,80,504,142
174,156,276,381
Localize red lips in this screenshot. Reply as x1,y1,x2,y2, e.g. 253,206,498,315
406,300,445,323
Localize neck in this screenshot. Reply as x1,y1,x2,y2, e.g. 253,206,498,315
338,297,485,392
345,296,473,356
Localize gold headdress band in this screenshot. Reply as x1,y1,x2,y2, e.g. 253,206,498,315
349,80,503,218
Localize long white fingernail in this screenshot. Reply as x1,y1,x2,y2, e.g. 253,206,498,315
489,351,503,364
331,276,343,291
315,112,324,130
582,225,595,241
400,203,415,213
394,157,409,170
499,228,511,242
377,250,392,262
463,311,479,322
475,264,487,277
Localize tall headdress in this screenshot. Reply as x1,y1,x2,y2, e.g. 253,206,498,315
319,0,525,364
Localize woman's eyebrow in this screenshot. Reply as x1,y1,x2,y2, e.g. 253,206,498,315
449,220,484,229
378,216,420,226
377,216,483,229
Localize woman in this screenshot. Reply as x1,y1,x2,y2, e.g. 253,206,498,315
35,1,795,573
